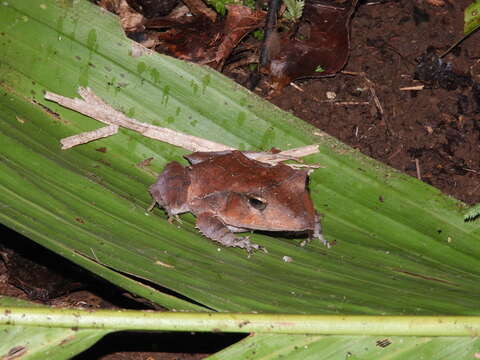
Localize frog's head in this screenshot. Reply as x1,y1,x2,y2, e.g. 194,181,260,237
218,169,316,233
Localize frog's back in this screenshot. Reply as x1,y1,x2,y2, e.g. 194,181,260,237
188,150,302,194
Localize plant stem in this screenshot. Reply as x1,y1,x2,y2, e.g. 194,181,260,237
1,307,480,336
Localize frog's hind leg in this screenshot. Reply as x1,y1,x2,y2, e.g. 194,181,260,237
196,212,267,254
149,161,191,216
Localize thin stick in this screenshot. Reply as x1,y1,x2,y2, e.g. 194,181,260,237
314,100,370,105
60,125,118,150
334,101,370,106
415,158,422,180
290,82,304,92
463,167,480,175
400,85,424,91
342,71,389,134
439,33,473,59
45,88,233,153
45,88,320,166
259,0,282,69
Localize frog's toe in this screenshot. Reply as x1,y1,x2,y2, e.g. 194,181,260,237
317,233,330,248
300,238,310,247
147,199,158,212
235,237,267,255
168,214,183,224
301,234,330,248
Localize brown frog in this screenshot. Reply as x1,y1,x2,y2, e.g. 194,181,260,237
149,150,327,253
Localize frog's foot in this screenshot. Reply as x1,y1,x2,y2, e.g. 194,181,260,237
168,214,183,225
196,213,267,254
300,238,311,247
147,199,157,212
233,236,268,255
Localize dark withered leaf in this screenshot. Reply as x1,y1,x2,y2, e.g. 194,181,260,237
148,5,264,68
263,0,358,90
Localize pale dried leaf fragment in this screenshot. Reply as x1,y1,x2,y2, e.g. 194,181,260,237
45,87,233,153
425,0,445,6
155,260,175,268
400,85,424,91
45,87,320,167
60,124,119,149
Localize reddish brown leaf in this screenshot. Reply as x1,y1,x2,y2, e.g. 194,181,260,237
182,0,217,22
213,5,265,68
263,0,358,90
150,16,221,62
147,6,264,67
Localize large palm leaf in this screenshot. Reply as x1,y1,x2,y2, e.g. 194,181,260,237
0,0,479,358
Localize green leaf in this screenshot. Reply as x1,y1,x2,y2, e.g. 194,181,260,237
208,333,480,360
0,296,109,359
1,0,480,357
284,0,304,21
464,0,480,35
465,203,480,221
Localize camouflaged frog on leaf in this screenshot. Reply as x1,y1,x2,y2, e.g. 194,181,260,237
149,150,328,253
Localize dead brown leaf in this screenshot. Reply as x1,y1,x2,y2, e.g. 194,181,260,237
213,5,265,69
146,5,264,67
262,0,358,91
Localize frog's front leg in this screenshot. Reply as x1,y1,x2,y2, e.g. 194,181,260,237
195,212,267,254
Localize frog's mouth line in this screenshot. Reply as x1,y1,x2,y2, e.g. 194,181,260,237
226,224,312,234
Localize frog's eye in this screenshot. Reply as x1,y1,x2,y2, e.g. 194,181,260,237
247,196,267,211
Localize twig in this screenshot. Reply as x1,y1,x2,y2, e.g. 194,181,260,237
259,0,282,69
45,87,320,167
60,125,119,150
415,158,421,180
334,101,370,106
387,145,403,160
400,85,424,91
439,33,473,59
342,71,390,135
290,82,304,92
45,88,235,153
463,167,480,175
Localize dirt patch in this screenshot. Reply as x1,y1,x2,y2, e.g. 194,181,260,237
268,0,480,204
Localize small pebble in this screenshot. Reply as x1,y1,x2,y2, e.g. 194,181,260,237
326,91,337,100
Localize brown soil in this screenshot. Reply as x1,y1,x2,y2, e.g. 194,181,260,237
2,1,479,359
267,0,480,205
